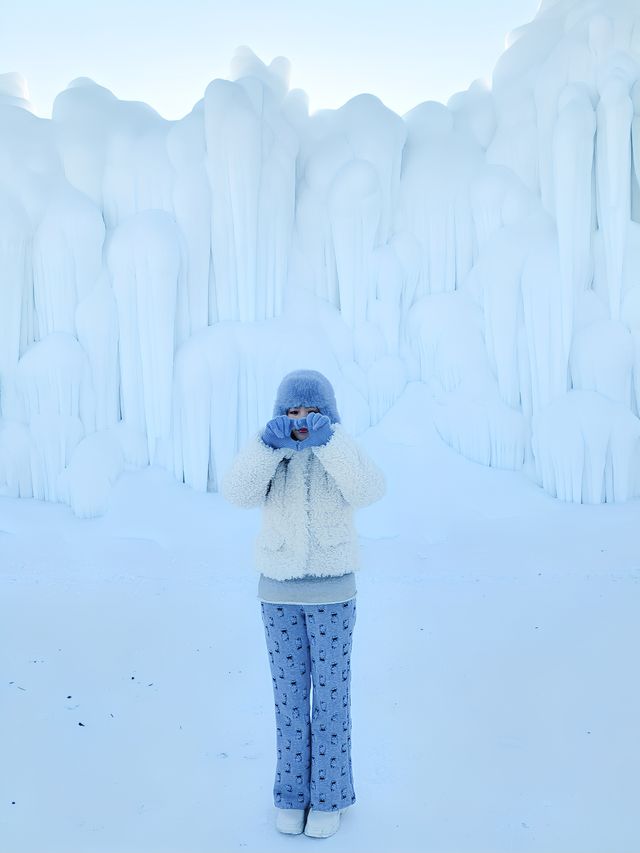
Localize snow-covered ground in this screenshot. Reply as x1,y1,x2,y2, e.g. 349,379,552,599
2,381,639,853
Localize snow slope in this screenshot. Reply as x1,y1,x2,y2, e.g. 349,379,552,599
2,382,638,853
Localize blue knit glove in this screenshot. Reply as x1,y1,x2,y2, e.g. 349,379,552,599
295,412,333,448
261,415,298,450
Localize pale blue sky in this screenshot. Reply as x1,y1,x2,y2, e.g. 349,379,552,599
1,0,540,119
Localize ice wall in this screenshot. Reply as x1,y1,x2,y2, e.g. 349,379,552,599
1,3,640,514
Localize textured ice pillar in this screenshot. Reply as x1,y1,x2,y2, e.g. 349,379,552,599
107,210,180,464
486,90,539,195
32,186,105,339
621,286,640,415
407,291,491,393
533,28,594,213
588,15,614,64
470,166,535,250
553,83,596,365
448,79,496,150
102,119,174,230
390,231,422,356
289,124,350,307
75,272,120,430
252,86,298,321
632,80,640,215
11,333,95,501
0,192,30,407
291,94,402,325
592,222,640,311
172,334,217,493
51,77,117,207
595,59,635,319
369,244,403,355
328,159,381,328
393,232,421,313
366,355,407,426
433,393,528,470
337,94,406,246
408,292,526,469
531,390,640,503
12,333,95,430
229,46,291,101
468,170,541,412
167,106,212,334
1,71,62,229
397,101,483,297
204,79,258,322
58,430,124,517
0,421,32,497
476,224,528,408
570,320,634,406
476,205,549,409
0,71,32,110
489,10,547,191
521,219,571,413
204,74,298,322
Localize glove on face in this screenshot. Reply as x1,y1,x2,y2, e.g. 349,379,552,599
261,413,333,451
295,412,333,448
261,415,299,450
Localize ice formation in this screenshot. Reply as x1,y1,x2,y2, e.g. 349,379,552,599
1,1,640,515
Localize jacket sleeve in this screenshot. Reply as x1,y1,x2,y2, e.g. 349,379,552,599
220,431,289,508
311,424,386,508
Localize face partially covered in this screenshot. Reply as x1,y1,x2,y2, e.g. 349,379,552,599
286,405,320,441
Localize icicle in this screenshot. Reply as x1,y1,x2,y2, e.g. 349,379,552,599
107,210,180,465
595,57,635,320
531,390,640,502
32,185,104,339
553,83,596,365
0,191,30,410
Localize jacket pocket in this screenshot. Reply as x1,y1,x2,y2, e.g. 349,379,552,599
314,523,351,547
257,526,286,551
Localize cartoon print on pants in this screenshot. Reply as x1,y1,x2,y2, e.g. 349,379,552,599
260,599,357,812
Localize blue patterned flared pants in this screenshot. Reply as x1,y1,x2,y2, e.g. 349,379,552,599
260,599,357,812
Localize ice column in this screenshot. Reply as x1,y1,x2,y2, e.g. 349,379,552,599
553,83,596,369
107,210,180,464
397,101,483,297
520,217,571,413
32,186,104,339
621,287,640,415
531,390,640,502
595,59,635,320
533,28,595,213
52,77,116,207
337,94,406,247
102,116,174,230
632,80,640,214
569,319,634,406
290,123,350,306
328,158,381,329
0,192,30,407
75,272,120,430
11,333,94,501
204,71,298,322
167,107,212,334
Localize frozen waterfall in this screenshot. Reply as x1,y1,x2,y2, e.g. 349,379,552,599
2,1,640,514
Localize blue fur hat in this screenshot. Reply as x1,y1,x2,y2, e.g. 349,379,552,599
272,369,341,424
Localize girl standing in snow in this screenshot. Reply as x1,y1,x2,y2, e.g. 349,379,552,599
221,369,386,838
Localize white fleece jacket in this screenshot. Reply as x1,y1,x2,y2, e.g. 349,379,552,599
220,423,386,581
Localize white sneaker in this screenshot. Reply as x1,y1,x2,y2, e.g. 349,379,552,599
304,807,345,838
275,807,307,834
